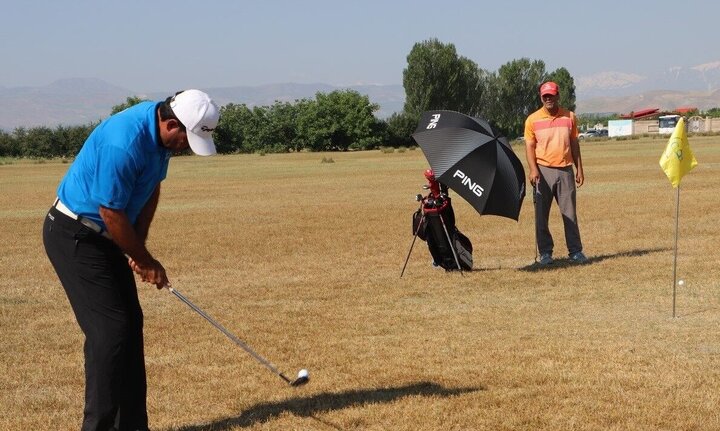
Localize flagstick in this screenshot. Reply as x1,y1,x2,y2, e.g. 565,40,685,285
672,185,680,318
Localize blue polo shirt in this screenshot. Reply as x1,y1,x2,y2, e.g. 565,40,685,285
57,101,171,229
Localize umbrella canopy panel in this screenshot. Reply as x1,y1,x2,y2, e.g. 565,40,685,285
413,111,497,178
416,128,497,179
412,110,526,221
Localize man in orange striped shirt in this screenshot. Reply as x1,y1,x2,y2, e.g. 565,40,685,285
524,81,587,265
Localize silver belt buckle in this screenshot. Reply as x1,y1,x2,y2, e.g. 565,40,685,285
79,217,101,234
54,198,111,240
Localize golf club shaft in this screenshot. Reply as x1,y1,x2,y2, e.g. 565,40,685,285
532,183,539,262
168,287,292,383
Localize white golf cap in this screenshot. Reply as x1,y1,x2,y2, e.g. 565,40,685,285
170,89,220,156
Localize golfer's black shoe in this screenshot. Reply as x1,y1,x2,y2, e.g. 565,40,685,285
569,251,588,264
538,253,553,266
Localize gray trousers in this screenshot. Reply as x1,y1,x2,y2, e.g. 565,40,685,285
535,165,583,256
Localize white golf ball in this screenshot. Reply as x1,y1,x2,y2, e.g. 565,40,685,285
298,369,309,378
678,279,685,286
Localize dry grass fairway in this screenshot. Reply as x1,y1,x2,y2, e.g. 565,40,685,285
2,138,720,430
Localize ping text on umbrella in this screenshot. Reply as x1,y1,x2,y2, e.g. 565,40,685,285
425,113,441,129
453,170,485,197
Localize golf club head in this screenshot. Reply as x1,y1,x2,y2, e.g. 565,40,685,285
290,369,310,387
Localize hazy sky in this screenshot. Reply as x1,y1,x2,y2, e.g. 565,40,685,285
1,0,718,92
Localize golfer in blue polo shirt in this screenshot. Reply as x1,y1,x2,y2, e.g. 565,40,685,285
43,89,219,431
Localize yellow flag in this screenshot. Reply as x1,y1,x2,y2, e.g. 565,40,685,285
659,117,697,187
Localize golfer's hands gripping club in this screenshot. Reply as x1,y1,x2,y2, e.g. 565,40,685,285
128,256,170,289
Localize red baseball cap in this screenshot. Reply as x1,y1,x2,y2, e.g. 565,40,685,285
539,81,559,96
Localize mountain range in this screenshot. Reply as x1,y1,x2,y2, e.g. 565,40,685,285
0,79,405,131
2,60,720,130
575,60,720,114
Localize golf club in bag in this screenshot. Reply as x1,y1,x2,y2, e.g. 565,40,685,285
167,286,309,387
400,169,473,277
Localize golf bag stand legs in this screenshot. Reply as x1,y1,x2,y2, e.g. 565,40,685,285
402,171,473,274
437,212,464,273
400,211,425,278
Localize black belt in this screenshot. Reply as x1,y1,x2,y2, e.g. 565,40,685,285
52,198,112,240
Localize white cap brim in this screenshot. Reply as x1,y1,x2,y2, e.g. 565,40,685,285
170,89,219,156
187,130,217,156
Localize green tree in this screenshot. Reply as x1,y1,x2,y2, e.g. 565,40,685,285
110,96,147,115
300,90,382,151
0,129,17,157
546,67,576,112
41,123,95,158
385,111,417,147
286,98,316,152
242,106,272,154
488,58,547,138
703,107,720,117
214,103,254,153
8,128,26,157
217,101,311,154
577,113,619,131
264,101,305,152
215,90,397,154
402,38,487,118
20,126,56,158
65,123,96,157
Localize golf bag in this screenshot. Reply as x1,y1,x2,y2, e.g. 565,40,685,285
412,170,473,271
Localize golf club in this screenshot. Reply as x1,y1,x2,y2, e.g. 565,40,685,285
167,286,309,387
532,183,539,263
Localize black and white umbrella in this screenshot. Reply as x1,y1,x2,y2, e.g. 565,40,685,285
412,110,526,221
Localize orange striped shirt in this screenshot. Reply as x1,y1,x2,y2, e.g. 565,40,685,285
524,107,578,167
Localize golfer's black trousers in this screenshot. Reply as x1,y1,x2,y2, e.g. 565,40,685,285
43,207,148,431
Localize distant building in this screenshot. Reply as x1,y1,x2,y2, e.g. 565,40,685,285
619,108,661,120
618,106,698,120
608,120,633,137
675,106,698,115
613,106,718,136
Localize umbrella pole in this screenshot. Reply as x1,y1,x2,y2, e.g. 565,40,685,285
438,212,463,274
400,211,425,278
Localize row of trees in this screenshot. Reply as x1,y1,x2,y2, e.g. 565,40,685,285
13,38,717,158
400,38,576,140
0,124,96,159
215,90,387,153
2,38,580,158
0,90,394,158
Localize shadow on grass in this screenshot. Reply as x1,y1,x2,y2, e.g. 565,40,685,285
518,247,671,272
168,381,483,431
679,307,719,318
